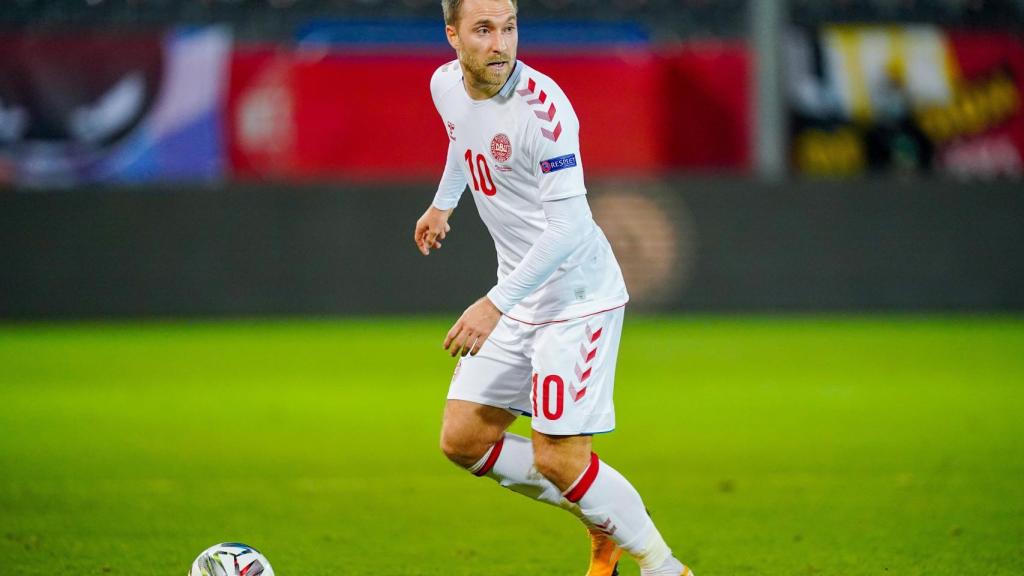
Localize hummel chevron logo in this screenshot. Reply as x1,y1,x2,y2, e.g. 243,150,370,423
517,77,563,142
569,322,603,403
516,78,536,96
569,369,591,400
580,342,597,363
595,518,617,536
541,122,562,142
535,103,556,122
574,364,593,384
568,385,585,402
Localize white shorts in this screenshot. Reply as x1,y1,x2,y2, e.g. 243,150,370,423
447,306,624,436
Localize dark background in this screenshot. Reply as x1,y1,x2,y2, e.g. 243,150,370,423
3,179,1020,318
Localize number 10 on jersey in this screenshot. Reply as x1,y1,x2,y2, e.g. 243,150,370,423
465,149,497,196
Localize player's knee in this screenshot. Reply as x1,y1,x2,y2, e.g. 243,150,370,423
439,428,488,469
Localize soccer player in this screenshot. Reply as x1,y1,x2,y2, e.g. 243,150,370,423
413,1,694,575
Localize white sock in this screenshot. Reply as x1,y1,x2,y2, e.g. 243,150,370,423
564,453,675,570
468,433,592,525
640,556,689,576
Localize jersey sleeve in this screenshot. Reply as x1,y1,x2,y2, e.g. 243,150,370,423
433,142,467,210
530,91,587,203
430,61,466,210
486,194,591,313
430,59,461,110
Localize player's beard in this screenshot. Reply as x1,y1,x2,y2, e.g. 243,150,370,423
460,50,514,96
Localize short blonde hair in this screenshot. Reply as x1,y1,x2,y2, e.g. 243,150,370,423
442,0,518,25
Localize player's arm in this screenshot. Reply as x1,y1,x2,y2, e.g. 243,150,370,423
415,142,466,256
486,195,588,312
487,95,588,313
444,196,589,357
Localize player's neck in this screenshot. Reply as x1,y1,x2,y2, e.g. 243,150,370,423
462,77,500,101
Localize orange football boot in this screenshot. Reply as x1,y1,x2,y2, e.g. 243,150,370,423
585,529,623,576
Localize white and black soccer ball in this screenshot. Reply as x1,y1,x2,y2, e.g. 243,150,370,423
188,542,274,576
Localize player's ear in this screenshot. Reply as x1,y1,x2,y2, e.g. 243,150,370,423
446,24,460,51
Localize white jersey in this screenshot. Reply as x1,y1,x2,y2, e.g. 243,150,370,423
430,59,628,324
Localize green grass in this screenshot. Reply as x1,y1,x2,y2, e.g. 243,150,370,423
1,316,1023,575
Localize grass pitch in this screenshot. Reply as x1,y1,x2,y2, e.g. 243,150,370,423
1,316,1022,575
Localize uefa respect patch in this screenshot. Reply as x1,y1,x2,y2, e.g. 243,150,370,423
540,153,577,174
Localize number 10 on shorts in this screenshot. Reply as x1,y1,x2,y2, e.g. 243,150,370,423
532,372,564,421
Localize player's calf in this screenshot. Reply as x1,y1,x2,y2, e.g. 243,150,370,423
531,432,593,491
561,452,694,576
444,415,632,576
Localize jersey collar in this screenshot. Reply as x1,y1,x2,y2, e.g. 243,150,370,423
497,60,524,99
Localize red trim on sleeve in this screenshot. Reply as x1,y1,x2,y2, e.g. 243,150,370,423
564,452,600,503
473,435,506,477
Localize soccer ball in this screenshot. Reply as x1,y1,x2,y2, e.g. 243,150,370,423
188,542,274,576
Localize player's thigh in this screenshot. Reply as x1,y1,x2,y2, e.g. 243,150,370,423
446,315,534,416
443,317,532,462
529,307,625,436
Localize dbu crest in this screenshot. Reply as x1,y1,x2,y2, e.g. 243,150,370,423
490,133,512,162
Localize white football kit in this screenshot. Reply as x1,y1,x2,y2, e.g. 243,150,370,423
431,59,628,435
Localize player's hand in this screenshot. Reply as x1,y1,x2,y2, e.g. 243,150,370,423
414,206,452,256
444,296,502,357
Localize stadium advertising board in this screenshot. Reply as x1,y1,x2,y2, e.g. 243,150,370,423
787,26,1024,178
4,179,1021,318
227,44,750,181
0,27,231,188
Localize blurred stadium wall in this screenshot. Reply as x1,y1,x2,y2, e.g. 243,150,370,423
1,1,1023,318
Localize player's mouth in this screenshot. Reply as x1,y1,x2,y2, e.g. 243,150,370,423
486,61,508,72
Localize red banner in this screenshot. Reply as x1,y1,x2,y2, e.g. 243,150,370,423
227,44,750,181
936,32,1024,177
